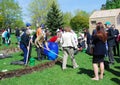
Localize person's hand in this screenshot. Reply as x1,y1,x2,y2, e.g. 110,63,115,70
27,46,29,50
47,47,50,51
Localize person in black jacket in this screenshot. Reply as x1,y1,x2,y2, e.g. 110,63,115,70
20,30,32,64
105,22,116,65
15,27,20,44
83,28,91,54
112,25,119,56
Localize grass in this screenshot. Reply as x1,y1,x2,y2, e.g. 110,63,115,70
0,52,120,85
0,34,120,85
0,33,18,50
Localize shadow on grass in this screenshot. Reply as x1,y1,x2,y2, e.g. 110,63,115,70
114,57,120,63
114,66,120,70
106,68,120,77
55,60,62,68
111,78,120,85
77,68,94,77
55,61,73,69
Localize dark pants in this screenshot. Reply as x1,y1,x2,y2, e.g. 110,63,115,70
20,44,28,64
108,46,114,63
36,47,44,60
113,41,119,56
2,37,5,44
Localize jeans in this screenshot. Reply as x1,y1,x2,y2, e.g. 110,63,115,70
20,44,28,64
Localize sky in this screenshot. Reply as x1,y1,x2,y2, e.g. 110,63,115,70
17,0,106,23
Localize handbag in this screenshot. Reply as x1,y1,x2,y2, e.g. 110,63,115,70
89,44,94,55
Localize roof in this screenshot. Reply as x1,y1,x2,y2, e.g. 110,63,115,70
90,8,120,18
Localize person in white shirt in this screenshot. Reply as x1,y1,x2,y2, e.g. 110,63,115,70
60,27,79,70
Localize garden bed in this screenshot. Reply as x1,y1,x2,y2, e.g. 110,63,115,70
0,59,62,80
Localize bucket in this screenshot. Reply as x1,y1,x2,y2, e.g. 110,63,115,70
82,48,86,53
29,58,35,66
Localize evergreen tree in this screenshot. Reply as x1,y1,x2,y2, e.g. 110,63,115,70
46,1,64,35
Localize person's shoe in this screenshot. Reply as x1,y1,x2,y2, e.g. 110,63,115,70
73,65,79,69
62,67,67,70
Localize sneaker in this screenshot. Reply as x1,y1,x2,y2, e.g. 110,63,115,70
73,65,79,69
62,67,67,70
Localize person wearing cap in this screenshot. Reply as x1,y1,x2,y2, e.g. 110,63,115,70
20,30,32,64
105,21,116,65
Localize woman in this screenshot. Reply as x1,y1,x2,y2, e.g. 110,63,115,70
92,23,107,80
60,27,79,70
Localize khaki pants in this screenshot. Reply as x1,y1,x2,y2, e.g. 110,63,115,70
62,47,78,69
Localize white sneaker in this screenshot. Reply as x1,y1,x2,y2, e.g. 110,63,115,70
73,65,79,69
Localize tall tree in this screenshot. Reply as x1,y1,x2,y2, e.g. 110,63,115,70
74,9,90,18
46,1,64,35
70,15,89,31
101,0,120,10
63,12,73,26
0,0,23,28
70,10,89,31
28,0,57,27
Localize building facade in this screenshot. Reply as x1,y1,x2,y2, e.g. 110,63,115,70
89,8,120,34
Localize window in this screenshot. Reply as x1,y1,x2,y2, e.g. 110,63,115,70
91,21,96,25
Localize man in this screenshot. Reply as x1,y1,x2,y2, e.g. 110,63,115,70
20,30,31,64
105,21,116,65
15,27,20,45
112,25,119,56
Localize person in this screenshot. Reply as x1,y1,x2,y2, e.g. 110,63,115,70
6,26,11,45
91,23,107,80
1,29,7,44
83,28,91,54
105,22,116,65
48,29,62,43
60,26,79,70
35,26,46,60
112,24,119,56
20,29,32,64
15,27,20,45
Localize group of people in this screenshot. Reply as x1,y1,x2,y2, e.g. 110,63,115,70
75,21,120,81
90,21,119,80
1,21,120,81
18,23,79,70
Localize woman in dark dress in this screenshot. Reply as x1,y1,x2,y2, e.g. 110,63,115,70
91,23,107,80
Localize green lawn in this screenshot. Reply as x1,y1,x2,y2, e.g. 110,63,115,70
0,33,18,50
0,34,120,85
0,52,120,85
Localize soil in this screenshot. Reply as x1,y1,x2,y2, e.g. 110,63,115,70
0,47,21,55
0,59,62,80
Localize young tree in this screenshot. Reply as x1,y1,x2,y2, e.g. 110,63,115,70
70,15,89,31
63,12,73,27
0,0,23,28
28,0,57,27
46,1,64,35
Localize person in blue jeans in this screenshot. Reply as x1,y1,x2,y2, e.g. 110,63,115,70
20,30,31,64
